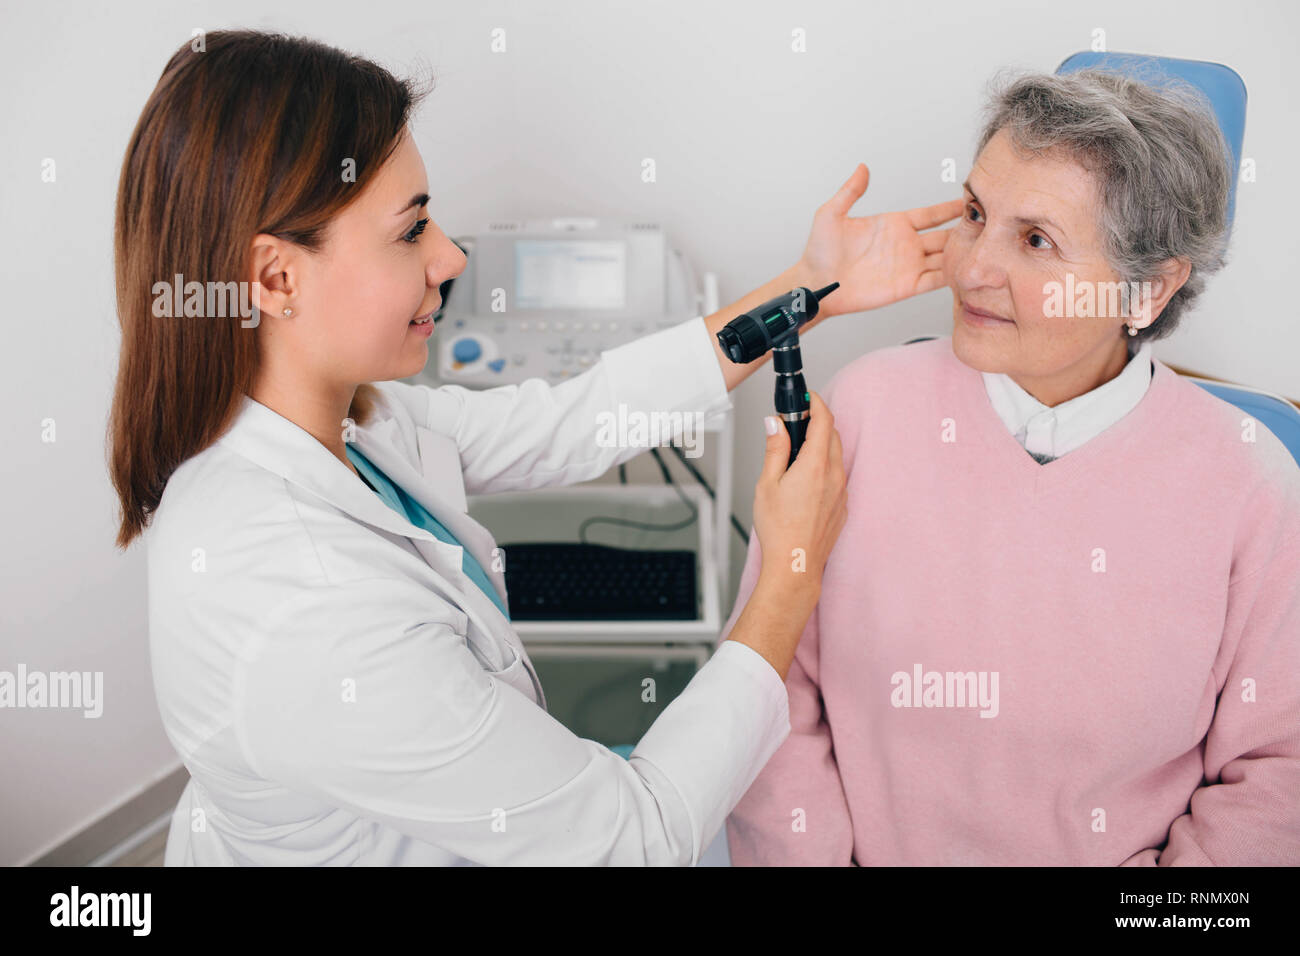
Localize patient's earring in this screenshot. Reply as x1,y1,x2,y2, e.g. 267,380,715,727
283,306,294,317
1126,323,1138,336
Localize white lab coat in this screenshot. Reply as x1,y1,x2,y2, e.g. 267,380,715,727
151,316,791,865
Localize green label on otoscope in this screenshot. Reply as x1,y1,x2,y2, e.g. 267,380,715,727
804,392,810,401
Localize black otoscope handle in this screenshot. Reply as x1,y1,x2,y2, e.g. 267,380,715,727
784,415,809,466
773,339,810,467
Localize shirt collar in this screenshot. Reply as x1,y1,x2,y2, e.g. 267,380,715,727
214,390,441,545
981,339,1153,460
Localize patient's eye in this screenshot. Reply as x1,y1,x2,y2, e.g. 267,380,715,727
1027,232,1054,251
964,202,982,223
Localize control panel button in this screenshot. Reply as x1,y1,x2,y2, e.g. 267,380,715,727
487,358,506,373
452,338,482,363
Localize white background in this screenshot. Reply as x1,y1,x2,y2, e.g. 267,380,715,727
1,0,1296,864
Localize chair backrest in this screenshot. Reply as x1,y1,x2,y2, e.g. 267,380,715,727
1056,51,1247,229
1177,377,1300,467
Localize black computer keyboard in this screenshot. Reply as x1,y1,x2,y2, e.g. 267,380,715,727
501,542,697,620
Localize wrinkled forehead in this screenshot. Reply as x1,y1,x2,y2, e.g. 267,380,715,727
967,129,1100,237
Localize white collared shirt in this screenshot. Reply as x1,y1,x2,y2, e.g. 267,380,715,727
982,340,1153,463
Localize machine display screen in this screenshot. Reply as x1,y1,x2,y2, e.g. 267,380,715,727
514,239,627,309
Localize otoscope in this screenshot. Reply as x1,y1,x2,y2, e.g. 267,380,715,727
716,282,840,467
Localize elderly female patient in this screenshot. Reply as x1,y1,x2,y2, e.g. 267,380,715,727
722,68,1300,865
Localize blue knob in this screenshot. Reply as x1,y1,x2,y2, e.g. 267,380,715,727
487,358,505,373
452,338,482,363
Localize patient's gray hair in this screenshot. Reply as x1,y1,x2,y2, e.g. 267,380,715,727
975,67,1233,343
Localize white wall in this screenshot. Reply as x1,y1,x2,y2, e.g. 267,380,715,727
2,0,1296,865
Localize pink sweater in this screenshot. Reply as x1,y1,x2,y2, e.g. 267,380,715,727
721,337,1300,865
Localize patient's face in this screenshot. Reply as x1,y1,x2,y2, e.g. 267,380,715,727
944,128,1132,405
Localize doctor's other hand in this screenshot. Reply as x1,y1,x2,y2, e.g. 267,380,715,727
795,163,964,322
727,392,846,682
754,390,846,592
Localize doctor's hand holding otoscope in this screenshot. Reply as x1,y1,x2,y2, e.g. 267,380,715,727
717,280,840,465
708,164,962,682
708,163,962,463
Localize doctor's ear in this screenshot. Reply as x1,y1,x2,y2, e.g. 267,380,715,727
248,233,302,319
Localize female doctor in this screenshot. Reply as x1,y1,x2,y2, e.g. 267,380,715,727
108,30,960,865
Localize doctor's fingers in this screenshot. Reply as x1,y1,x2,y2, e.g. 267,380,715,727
827,490,849,550
813,473,850,566
822,430,846,523
914,265,948,295
802,391,841,468
829,425,844,480
820,162,870,217
906,197,965,231
920,228,954,253
800,395,845,500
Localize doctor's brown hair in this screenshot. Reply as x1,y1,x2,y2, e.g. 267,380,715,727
108,30,431,549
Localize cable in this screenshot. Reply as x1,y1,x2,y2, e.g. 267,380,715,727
577,443,753,548
578,447,698,544
668,444,751,546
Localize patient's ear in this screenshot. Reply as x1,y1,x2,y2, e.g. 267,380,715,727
1137,256,1192,324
